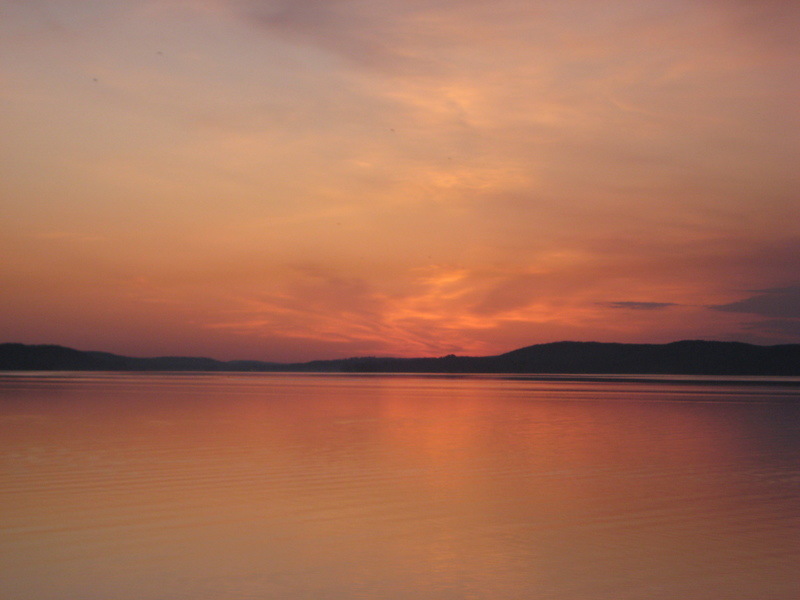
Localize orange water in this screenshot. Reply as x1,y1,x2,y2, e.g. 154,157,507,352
2,373,798,599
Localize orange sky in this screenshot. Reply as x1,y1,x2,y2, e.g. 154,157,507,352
1,0,798,361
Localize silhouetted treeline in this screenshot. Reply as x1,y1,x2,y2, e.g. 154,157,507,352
2,340,799,375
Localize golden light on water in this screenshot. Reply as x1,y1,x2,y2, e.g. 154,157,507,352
3,374,798,598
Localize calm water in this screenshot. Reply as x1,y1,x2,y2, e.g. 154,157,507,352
1,372,799,599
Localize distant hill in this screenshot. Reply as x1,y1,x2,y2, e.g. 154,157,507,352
1,341,799,375
0,343,243,372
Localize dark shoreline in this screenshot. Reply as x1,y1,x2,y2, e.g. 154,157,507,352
2,340,799,376
3,370,800,389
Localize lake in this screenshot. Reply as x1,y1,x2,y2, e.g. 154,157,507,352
1,372,798,599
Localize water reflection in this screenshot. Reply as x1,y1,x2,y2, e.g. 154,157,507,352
1,373,798,599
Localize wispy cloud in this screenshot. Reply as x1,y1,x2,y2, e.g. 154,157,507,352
742,318,800,340
711,286,800,319
1,0,798,359
600,302,678,311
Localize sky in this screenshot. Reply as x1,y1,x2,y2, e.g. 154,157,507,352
1,0,798,362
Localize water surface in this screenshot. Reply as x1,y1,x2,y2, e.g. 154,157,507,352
2,373,799,599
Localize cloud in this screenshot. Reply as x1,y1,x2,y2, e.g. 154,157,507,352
470,273,543,316
710,0,800,52
711,286,800,319
600,301,678,310
235,0,440,74
742,318,800,339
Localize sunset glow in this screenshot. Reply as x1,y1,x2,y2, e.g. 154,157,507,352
1,0,798,361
